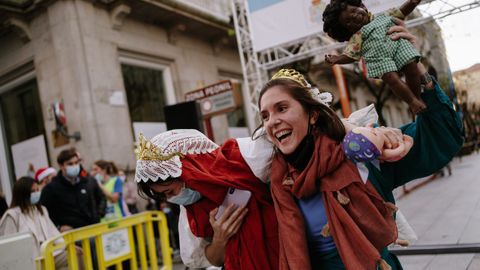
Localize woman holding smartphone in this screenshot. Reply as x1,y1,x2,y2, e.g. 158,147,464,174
135,129,279,270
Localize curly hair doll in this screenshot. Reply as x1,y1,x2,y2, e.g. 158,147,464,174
323,0,428,114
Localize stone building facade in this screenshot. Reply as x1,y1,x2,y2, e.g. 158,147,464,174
454,63,480,107
0,0,245,201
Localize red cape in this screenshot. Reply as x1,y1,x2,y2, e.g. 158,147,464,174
180,139,279,270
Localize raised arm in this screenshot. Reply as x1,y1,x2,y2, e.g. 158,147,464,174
399,0,422,17
380,81,463,188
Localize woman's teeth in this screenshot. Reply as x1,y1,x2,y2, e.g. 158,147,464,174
275,130,292,142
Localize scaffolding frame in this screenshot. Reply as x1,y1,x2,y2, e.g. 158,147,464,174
231,0,480,123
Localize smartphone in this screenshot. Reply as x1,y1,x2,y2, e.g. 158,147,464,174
215,187,252,220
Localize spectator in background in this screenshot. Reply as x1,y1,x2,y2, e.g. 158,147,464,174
91,160,126,221
0,177,84,269
34,167,57,190
121,170,138,214
75,150,106,221
40,148,101,231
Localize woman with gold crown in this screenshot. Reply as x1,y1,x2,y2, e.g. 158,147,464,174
257,66,462,270
135,129,279,270
134,28,463,270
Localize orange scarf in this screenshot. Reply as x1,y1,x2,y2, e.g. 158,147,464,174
270,135,397,270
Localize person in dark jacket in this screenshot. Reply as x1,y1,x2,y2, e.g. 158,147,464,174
40,148,103,231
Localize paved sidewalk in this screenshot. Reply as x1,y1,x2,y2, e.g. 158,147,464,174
395,152,480,270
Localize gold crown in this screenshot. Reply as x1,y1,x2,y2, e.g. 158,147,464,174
135,133,184,161
270,69,309,88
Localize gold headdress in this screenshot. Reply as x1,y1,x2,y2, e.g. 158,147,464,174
271,69,309,88
270,68,333,106
134,130,219,182
135,133,183,161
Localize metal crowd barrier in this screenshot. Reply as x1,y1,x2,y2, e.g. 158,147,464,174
390,243,480,256
35,211,172,270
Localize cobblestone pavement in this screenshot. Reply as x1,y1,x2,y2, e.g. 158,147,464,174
395,152,480,270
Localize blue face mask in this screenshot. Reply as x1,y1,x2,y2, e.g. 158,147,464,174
167,186,202,206
95,173,104,183
30,191,41,204
65,164,80,178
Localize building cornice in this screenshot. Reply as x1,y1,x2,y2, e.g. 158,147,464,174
0,0,231,30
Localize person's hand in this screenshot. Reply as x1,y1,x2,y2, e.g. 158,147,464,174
325,54,338,65
209,204,248,246
59,225,73,232
371,125,404,149
387,18,417,45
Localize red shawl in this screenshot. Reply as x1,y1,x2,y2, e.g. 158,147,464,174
180,139,279,270
270,135,397,270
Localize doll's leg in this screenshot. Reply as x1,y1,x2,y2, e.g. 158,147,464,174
382,71,426,114
402,61,422,98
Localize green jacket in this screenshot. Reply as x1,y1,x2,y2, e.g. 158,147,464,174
367,83,463,269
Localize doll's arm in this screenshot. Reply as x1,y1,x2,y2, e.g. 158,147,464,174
399,0,421,17
325,54,355,65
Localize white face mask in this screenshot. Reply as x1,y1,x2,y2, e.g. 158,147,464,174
30,191,41,204
65,164,80,178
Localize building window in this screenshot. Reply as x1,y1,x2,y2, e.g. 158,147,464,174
119,55,176,140
121,64,167,122
0,79,44,145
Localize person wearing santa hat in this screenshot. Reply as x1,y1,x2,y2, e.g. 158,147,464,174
34,167,57,190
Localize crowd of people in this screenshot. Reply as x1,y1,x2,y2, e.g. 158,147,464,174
132,4,463,268
0,148,144,269
0,1,466,269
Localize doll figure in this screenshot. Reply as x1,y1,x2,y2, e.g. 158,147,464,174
323,0,427,114
342,126,414,163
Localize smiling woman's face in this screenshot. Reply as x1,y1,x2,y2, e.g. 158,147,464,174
260,85,315,155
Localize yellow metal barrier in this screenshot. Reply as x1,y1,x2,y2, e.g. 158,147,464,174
35,211,172,270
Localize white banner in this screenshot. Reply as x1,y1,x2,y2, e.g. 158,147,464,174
247,0,405,52
11,135,49,179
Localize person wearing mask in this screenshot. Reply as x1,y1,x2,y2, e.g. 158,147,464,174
135,130,278,270
0,177,84,269
40,148,101,231
91,160,126,221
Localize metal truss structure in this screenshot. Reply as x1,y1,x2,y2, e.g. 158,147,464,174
231,0,268,112
231,0,480,115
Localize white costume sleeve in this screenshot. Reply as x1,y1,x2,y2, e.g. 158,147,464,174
395,209,418,243
345,104,378,127
178,206,212,268
236,134,274,183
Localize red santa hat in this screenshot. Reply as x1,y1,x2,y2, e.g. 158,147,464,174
35,167,57,183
